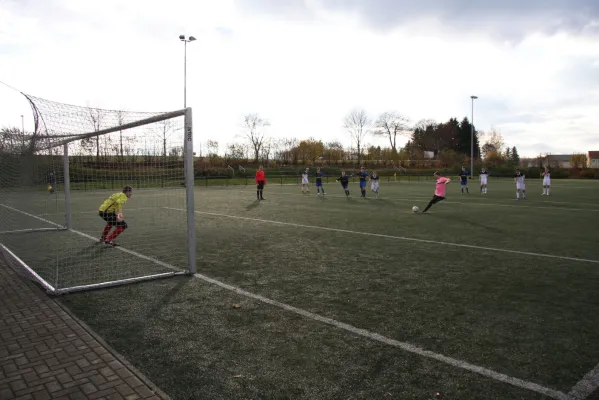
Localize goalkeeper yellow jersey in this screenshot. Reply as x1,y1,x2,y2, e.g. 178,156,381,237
99,193,128,213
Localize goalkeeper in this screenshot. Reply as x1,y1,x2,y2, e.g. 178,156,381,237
98,186,132,246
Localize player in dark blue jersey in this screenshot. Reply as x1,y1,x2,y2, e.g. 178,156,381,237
315,167,326,196
357,166,369,197
459,166,470,194
336,171,351,196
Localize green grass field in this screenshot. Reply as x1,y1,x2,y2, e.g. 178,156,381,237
2,178,599,399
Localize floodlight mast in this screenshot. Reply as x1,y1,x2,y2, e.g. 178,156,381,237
470,95,478,179
179,34,196,108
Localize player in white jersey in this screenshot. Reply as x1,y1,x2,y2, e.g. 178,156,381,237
542,167,551,195
514,169,526,200
370,171,380,198
479,168,489,194
301,168,310,193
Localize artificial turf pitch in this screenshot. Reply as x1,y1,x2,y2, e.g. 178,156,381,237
2,178,599,399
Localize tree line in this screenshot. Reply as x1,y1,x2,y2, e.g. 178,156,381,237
0,107,535,172
210,110,486,169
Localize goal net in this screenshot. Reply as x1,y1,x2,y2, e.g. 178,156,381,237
0,94,197,294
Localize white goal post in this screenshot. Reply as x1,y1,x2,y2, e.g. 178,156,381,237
0,94,197,295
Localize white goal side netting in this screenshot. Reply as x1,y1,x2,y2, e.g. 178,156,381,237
0,94,196,294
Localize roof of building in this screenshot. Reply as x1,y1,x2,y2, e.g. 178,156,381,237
588,151,599,159
546,154,572,161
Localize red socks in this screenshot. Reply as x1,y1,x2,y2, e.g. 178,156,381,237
106,226,125,242
101,224,112,240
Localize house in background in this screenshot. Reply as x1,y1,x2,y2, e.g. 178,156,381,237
588,151,599,168
544,154,574,168
519,158,538,167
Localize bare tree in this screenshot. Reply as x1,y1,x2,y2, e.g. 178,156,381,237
260,138,274,165
242,113,270,163
154,120,175,157
344,108,371,165
116,110,126,159
374,111,410,154
225,142,246,161
86,105,104,158
206,140,220,165
0,127,31,155
206,140,219,156
484,127,505,154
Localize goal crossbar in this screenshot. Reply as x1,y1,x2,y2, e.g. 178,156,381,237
33,108,187,151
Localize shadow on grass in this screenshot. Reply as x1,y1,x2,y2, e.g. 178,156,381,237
371,198,396,207
144,276,191,317
434,213,506,234
246,200,261,211
69,242,108,261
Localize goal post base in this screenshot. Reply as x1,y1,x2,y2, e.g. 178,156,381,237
1,242,190,296
0,227,67,235
0,243,57,294
51,270,189,296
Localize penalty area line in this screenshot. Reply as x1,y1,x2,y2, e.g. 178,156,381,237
568,362,599,400
168,208,599,265
262,190,599,213
0,203,571,399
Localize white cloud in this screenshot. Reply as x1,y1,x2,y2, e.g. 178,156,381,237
1,0,598,158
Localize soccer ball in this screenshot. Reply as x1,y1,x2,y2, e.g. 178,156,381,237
412,206,419,213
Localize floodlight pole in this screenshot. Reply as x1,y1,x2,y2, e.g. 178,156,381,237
470,95,478,178
20,115,25,148
179,34,196,109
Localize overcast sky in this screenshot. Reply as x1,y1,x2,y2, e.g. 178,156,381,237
1,0,598,157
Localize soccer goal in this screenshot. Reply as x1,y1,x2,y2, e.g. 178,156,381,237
0,93,196,295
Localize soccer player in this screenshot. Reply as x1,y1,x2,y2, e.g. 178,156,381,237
336,171,351,196
479,168,489,194
98,186,133,246
542,167,551,195
422,171,451,213
370,170,380,198
459,166,469,194
357,166,369,197
315,167,326,196
301,168,310,193
515,169,526,200
255,166,266,200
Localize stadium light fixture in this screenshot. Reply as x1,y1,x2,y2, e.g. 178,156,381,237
179,34,196,108
470,95,478,178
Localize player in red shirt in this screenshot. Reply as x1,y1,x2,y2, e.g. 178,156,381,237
255,166,266,200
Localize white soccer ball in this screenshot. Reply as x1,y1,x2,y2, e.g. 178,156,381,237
412,206,419,213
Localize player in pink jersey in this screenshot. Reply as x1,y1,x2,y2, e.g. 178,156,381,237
422,171,451,213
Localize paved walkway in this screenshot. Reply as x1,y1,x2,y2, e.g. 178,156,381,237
0,258,170,400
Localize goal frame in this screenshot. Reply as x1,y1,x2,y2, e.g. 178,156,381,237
0,107,197,295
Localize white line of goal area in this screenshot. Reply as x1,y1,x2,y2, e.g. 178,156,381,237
170,209,599,265
36,207,157,217
0,203,574,400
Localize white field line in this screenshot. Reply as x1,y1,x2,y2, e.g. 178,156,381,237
568,362,599,400
43,182,598,207
0,203,572,400
172,208,599,265
259,190,599,212
36,207,158,217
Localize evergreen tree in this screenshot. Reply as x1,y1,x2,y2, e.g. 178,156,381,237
504,147,511,162
458,117,481,159
510,146,520,165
